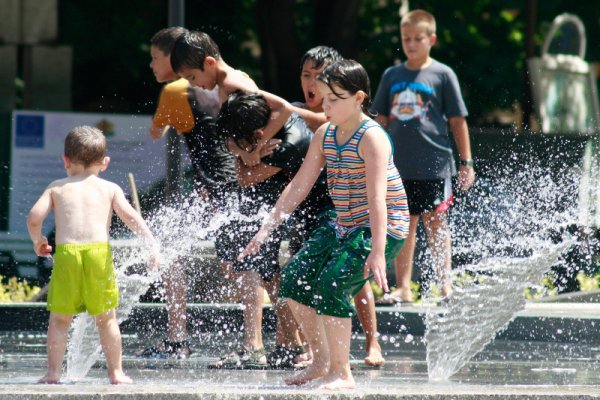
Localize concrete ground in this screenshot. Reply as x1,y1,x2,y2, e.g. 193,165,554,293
1,301,600,399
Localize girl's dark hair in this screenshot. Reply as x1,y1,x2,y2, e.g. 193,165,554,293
317,59,373,115
171,30,220,73
216,90,271,151
300,46,343,71
150,26,188,55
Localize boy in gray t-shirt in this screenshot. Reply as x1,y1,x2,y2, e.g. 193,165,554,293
372,9,475,303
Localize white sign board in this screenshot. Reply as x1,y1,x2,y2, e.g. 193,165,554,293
9,110,167,235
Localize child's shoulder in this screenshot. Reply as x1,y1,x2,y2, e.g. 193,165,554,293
222,69,258,93
363,119,387,136
162,78,189,94
382,63,407,76
427,59,459,77
94,176,120,191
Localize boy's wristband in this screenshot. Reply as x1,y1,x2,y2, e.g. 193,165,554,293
459,159,474,168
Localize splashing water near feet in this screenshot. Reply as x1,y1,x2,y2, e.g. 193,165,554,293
65,194,268,380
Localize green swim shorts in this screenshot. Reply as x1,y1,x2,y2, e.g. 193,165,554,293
279,211,404,318
47,242,119,316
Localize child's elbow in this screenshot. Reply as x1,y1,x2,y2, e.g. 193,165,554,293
27,211,41,229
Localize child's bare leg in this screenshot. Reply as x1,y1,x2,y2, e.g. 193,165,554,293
265,277,304,353
387,216,419,302
318,315,355,390
354,283,384,367
95,309,132,384
423,211,452,297
285,299,329,385
164,260,188,341
238,271,265,352
39,312,72,384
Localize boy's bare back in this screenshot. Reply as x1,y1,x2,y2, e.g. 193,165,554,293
48,174,126,245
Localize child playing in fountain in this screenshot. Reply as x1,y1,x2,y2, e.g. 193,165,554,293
140,26,238,360
372,9,475,303
240,60,410,389
290,45,387,367
170,30,290,168
27,126,160,384
209,90,329,369
170,30,315,369
149,26,236,199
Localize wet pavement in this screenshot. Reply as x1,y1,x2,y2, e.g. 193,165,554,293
1,328,600,399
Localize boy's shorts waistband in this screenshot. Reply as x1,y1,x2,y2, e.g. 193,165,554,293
56,242,110,251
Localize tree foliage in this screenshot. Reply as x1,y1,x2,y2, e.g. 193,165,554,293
56,0,600,125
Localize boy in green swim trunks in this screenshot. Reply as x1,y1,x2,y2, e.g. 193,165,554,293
27,126,160,385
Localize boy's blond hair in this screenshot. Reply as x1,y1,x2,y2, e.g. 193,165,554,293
64,126,107,167
401,9,436,36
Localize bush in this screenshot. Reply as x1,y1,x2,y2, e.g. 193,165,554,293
0,275,41,302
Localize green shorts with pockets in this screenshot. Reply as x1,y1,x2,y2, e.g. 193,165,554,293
47,242,119,316
279,210,404,318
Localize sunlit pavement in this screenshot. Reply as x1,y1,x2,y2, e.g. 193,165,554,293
1,302,600,399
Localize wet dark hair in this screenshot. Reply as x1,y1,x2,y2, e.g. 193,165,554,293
150,26,188,55
216,90,271,151
171,30,220,73
300,46,343,71
317,59,373,115
64,126,107,167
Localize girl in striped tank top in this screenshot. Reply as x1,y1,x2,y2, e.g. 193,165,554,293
240,60,409,390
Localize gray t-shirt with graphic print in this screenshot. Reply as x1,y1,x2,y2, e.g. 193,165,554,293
372,59,468,180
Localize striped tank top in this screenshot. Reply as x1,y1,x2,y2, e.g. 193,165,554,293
322,119,410,240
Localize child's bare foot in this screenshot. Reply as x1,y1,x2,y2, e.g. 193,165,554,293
318,373,356,390
284,363,328,386
441,283,453,299
109,371,133,385
377,287,413,304
38,374,61,384
364,341,385,367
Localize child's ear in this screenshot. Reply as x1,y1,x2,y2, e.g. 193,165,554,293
100,156,110,172
62,155,71,169
429,33,437,46
356,91,366,106
254,128,265,138
205,56,217,68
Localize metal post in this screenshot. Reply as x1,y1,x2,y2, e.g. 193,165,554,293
165,0,185,199
522,0,537,132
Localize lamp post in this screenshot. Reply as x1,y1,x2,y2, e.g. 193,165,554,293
165,0,185,199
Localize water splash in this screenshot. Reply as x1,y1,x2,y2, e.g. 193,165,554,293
65,194,267,380
425,149,586,381
425,239,573,381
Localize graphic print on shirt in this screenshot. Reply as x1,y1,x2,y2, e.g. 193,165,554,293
389,81,433,122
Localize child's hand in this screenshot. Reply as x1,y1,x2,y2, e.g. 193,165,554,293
238,148,262,167
457,165,475,191
237,229,270,261
147,250,161,272
33,237,52,257
364,252,389,293
259,139,281,158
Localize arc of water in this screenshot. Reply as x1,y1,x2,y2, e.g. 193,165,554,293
425,240,573,380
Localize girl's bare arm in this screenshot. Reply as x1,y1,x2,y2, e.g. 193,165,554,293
240,127,327,257
360,126,393,291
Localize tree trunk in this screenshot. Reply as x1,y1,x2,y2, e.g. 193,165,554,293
314,0,361,59
256,0,302,100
